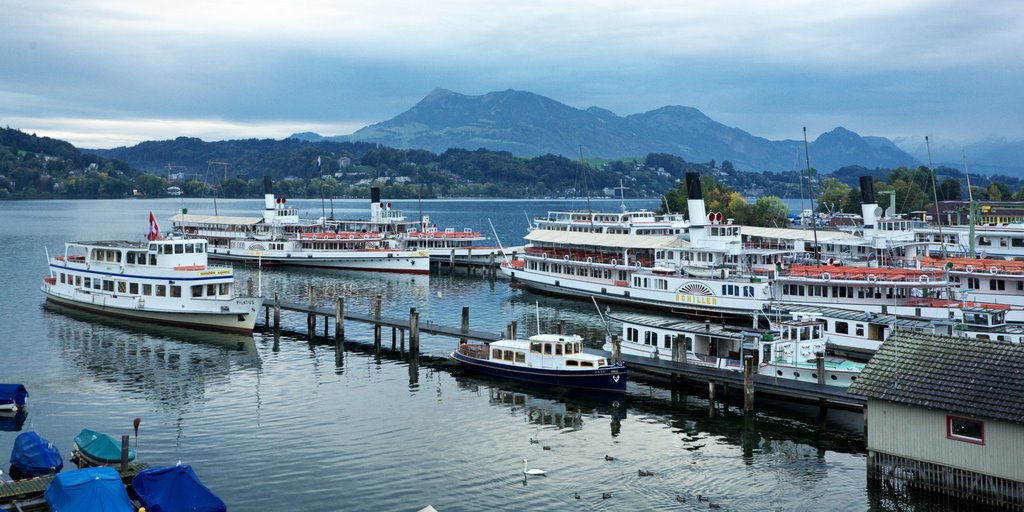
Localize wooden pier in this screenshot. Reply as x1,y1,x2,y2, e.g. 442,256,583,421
617,352,866,412
428,248,510,278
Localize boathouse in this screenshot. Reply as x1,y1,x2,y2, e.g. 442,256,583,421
849,332,1024,508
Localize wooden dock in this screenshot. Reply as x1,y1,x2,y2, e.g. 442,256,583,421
0,463,149,511
617,352,866,412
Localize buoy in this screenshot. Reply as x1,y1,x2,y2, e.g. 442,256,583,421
919,274,929,283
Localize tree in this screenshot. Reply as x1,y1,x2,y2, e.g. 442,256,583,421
752,196,789,227
817,178,855,214
937,178,962,202
987,181,1011,201
134,173,166,197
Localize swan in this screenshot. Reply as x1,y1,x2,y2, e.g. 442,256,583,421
522,459,546,476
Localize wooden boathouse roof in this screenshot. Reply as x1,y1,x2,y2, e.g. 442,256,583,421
849,332,1024,423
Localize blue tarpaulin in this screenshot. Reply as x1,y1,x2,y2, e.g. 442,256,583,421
74,428,135,465
0,384,27,408
43,466,134,512
132,464,227,512
9,431,63,477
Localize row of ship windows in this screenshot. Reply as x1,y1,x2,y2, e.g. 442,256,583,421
781,284,911,299
625,328,695,351
949,277,1021,291
491,348,601,367
525,261,624,280
59,273,231,297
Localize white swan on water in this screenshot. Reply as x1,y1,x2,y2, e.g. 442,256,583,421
522,459,546,476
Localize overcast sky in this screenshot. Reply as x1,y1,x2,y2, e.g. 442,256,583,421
2,0,1022,149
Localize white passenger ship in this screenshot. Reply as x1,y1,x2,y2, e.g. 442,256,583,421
42,237,263,334
171,178,429,274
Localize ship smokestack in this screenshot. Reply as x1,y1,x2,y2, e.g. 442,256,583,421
371,187,381,205
263,176,275,211
859,176,878,229
685,172,707,228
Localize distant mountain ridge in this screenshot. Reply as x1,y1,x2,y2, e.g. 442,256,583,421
296,88,921,172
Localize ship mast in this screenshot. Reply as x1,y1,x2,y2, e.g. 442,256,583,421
803,127,821,265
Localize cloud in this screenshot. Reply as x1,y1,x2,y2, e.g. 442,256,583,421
1,0,1022,147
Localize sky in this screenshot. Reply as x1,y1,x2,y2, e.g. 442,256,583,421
2,0,1022,150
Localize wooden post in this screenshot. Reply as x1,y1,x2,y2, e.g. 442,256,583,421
409,308,420,352
450,249,456,275
273,292,281,329
391,326,397,350
511,320,518,340
488,252,496,278
374,294,382,318
307,285,316,335
743,355,755,414
335,297,344,341
400,328,405,351
264,303,269,326
816,352,826,385
708,380,716,403
373,294,382,348
672,334,685,363
611,334,621,363
120,435,130,471
505,322,512,340
460,306,469,343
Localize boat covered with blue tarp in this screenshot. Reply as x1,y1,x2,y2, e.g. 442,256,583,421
43,466,134,512
8,431,63,478
0,383,28,411
73,428,135,466
132,464,227,512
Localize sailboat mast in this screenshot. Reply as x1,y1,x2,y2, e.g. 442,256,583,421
926,136,945,257
803,127,821,265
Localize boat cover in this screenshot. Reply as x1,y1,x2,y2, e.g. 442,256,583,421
9,431,63,476
132,464,227,512
43,466,134,512
74,428,135,464
0,384,27,407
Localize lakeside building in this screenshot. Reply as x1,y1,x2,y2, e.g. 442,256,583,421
849,332,1024,508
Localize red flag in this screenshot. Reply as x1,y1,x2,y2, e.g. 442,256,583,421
147,211,160,241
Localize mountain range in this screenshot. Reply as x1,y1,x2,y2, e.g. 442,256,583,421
293,88,922,173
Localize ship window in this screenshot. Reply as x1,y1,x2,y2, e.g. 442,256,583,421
75,276,81,286
174,244,183,254
219,283,230,295
967,277,979,289
555,344,563,355
192,285,203,297
207,284,217,296
514,352,525,363
170,285,181,298
156,285,166,297
579,361,594,368
84,277,91,288
492,348,502,359
566,360,579,367
503,350,514,361
117,281,126,293
664,334,672,349
143,284,152,295
626,327,639,342
97,280,105,291
947,415,984,444
129,283,138,294
990,279,1005,291
855,324,864,337
544,344,553,355
185,243,195,253
531,342,542,353
835,321,849,334
150,255,157,265
127,252,135,264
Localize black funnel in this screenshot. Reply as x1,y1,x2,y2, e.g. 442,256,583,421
685,172,703,200
370,187,381,204
263,176,273,195
859,176,876,204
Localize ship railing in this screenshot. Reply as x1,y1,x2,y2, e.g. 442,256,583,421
457,343,490,360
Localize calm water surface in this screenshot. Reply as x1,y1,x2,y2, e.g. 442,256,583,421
0,197,927,511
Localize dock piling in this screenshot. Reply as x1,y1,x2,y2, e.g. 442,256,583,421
672,335,685,363
120,435,130,472
743,355,755,413
373,295,382,347
460,306,469,343
335,297,344,341
307,285,316,336
611,334,621,363
273,293,281,329
409,308,420,352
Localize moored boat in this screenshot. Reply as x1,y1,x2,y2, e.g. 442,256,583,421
132,463,226,512
43,466,134,512
451,334,627,391
0,384,27,413
7,431,63,479
72,428,135,467
42,231,263,334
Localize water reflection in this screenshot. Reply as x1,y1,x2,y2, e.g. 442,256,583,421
44,304,260,416
0,409,27,432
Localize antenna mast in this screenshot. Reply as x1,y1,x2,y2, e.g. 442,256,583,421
926,136,945,257
803,127,821,265
614,179,630,213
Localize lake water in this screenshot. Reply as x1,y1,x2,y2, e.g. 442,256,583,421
0,197,935,511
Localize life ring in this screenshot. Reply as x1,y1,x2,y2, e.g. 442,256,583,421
586,257,593,263
867,274,877,283
635,261,642,269
821,272,831,281
542,252,548,259
990,267,999,275
919,274,929,283
611,259,617,266
564,255,569,261
965,264,974,272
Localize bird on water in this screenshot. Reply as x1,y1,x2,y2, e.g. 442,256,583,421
522,459,546,476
